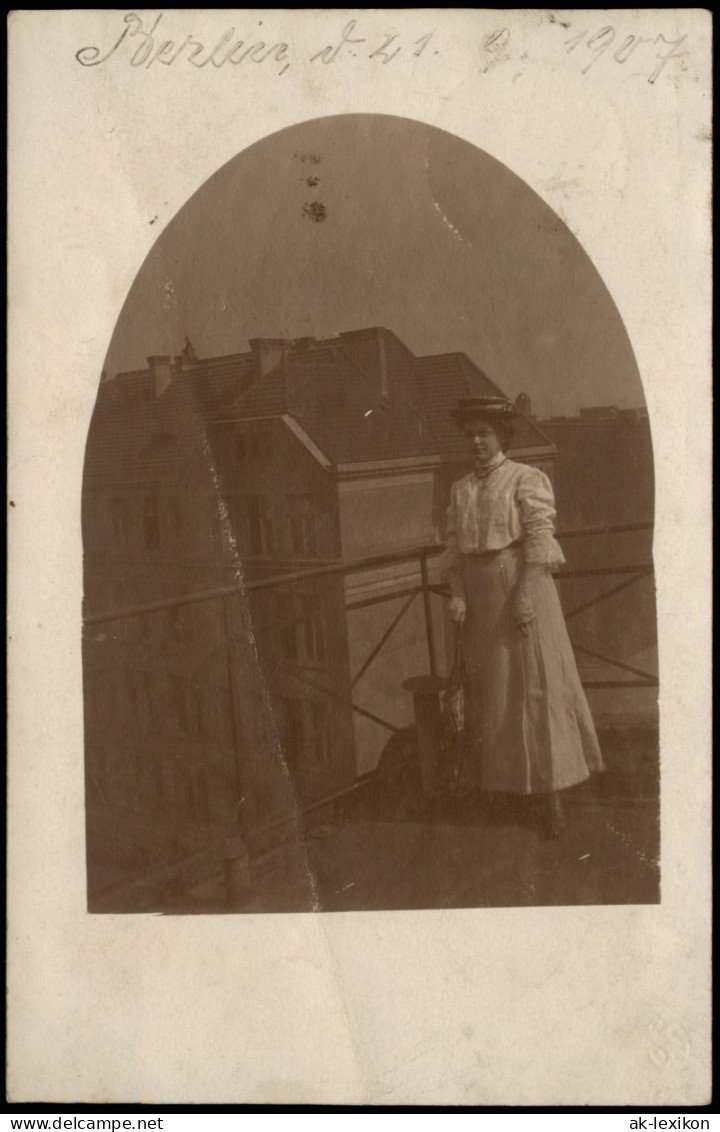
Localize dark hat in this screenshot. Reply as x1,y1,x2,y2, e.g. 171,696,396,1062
450,396,519,426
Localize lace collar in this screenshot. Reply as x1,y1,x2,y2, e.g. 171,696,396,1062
474,453,507,481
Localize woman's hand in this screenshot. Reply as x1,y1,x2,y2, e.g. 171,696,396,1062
513,564,543,635
449,596,467,625
512,595,536,635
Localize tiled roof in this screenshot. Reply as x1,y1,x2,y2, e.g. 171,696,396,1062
84,375,211,486
413,353,472,459
87,328,554,485
412,350,552,459
211,335,437,463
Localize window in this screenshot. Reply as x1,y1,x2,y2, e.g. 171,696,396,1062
309,699,330,765
222,498,243,549
143,495,160,551
272,697,330,770
275,696,305,768
269,592,325,666
109,497,130,548
224,494,280,557
287,495,318,557
273,592,299,661
246,495,262,554
304,616,325,663
245,495,276,557
260,499,276,556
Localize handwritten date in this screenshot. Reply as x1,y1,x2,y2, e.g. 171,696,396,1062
310,20,434,65
481,21,688,85
75,13,435,73
564,24,688,84
75,12,688,86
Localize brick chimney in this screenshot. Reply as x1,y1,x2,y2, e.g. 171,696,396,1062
249,337,292,378
339,327,391,404
377,327,389,404
515,392,532,418
147,355,173,399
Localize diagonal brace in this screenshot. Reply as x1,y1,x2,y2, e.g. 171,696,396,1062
571,642,658,684
350,592,417,689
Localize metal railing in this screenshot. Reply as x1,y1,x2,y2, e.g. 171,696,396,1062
84,519,658,698
84,520,656,907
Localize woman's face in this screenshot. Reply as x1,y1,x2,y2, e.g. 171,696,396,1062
464,418,502,463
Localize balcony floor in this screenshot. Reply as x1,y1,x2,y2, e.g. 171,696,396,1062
92,728,655,914
170,782,659,914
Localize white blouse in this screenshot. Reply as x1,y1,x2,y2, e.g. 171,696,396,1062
442,459,565,598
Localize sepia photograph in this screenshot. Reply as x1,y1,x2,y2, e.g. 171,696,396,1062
8,9,711,1107
82,113,659,915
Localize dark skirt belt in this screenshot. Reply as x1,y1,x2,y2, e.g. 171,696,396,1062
464,539,524,560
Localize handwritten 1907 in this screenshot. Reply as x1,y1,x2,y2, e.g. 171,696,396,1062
482,21,688,84
75,13,436,74
75,11,688,87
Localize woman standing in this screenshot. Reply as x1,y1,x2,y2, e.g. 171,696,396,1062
442,397,604,838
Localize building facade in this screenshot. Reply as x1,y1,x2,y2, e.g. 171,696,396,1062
82,327,557,893
536,407,656,726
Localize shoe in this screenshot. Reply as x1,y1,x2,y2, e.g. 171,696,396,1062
542,793,566,840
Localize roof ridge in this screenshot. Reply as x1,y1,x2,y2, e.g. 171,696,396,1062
415,350,464,364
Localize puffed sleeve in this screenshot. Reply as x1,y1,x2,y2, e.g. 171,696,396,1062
516,466,566,570
439,481,466,601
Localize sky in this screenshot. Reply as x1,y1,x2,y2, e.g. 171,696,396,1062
104,114,645,418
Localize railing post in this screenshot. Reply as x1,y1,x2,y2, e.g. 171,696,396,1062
402,675,446,800
420,551,437,676
222,594,248,843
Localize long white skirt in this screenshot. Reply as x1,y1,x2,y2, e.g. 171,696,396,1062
461,545,604,795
